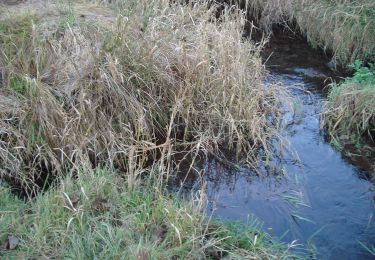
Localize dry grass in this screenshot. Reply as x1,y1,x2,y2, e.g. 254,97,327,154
0,0,281,195
239,0,375,65
0,2,301,258
322,61,375,161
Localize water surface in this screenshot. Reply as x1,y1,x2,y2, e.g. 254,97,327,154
205,34,375,259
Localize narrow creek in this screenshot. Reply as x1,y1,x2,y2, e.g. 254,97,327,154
204,34,375,259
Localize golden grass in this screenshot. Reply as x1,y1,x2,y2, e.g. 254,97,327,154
0,0,281,194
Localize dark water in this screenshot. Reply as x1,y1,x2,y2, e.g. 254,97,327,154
205,35,375,259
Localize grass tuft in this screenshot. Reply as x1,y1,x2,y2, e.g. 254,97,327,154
322,61,375,170
0,0,281,195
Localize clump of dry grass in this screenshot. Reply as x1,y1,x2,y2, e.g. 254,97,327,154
0,0,281,194
322,61,375,155
242,0,375,65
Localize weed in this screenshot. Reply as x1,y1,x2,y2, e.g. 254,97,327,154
0,1,295,258
57,0,77,32
9,76,28,96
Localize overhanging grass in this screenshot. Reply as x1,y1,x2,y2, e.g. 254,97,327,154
322,61,375,169
242,0,375,65
0,1,295,258
0,168,298,259
0,0,282,195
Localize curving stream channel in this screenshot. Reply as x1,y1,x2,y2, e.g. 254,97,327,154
204,34,375,259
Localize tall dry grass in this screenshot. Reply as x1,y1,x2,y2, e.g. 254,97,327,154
240,0,375,65
0,0,281,194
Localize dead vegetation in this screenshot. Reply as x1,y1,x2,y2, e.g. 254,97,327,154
0,0,281,195
0,2,302,258
238,0,375,65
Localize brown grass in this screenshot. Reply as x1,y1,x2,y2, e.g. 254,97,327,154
0,0,281,194
236,0,375,65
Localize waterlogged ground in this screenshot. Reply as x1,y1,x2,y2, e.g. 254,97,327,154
204,34,375,259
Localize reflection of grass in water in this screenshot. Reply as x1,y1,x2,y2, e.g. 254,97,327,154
358,240,375,256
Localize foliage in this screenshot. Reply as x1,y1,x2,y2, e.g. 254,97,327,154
244,0,375,65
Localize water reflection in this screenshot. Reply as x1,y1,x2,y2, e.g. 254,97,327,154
203,34,375,259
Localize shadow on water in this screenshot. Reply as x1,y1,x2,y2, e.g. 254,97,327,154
182,32,375,259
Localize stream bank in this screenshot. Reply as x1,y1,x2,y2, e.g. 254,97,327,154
202,33,375,259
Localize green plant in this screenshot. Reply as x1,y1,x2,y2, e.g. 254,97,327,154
57,0,76,31
9,76,28,96
348,60,375,85
0,168,299,259
322,60,375,160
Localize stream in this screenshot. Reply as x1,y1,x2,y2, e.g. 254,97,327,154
204,34,375,259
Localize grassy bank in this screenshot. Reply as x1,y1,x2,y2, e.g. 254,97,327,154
322,61,375,172
0,0,281,195
1,168,298,258
244,0,375,65
231,0,375,168
0,0,296,258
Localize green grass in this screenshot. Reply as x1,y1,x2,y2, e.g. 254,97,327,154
322,61,375,169
9,76,28,96
0,168,299,259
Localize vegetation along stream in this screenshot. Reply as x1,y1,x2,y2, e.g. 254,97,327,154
201,33,375,259
1,1,375,259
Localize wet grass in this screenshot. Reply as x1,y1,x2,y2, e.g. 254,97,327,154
0,168,299,258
